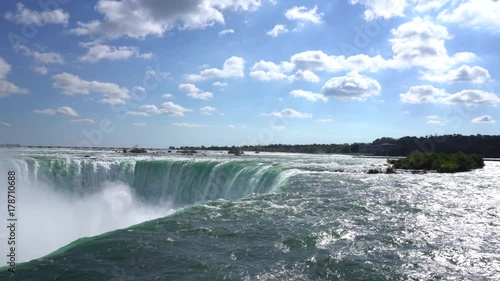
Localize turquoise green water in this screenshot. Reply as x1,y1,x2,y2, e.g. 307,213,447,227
1,148,499,280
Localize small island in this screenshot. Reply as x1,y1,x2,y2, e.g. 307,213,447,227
123,146,147,154
388,151,485,173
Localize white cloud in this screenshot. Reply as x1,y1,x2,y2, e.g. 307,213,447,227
438,0,500,32
99,98,127,105
290,90,327,102
200,106,217,115
290,50,345,72
16,45,64,65
33,106,79,117
79,44,152,63
0,57,29,98
425,115,446,125
349,0,407,20
159,102,192,117
412,0,450,13
188,92,213,100
172,122,208,128
212,81,227,87
249,60,294,81
185,56,245,82
389,18,476,72
422,65,490,83
52,73,130,104
218,29,234,36
267,24,288,37
261,108,312,118
284,5,323,24
179,83,201,93
70,0,267,39
0,122,10,127
72,119,95,124
134,123,147,127
228,124,236,129
400,85,448,104
472,115,496,123
442,90,500,106
291,70,320,83
322,73,381,100
317,118,333,122
127,111,149,117
161,93,173,98
250,51,390,84
4,3,69,26
179,83,213,100
32,66,48,75
401,86,500,106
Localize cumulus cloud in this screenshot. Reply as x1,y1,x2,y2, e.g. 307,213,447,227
426,115,445,125
0,57,29,98
178,83,213,100
400,85,500,106
70,0,268,39
249,60,294,81
16,45,64,65
261,108,312,118
442,90,500,106
290,90,327,102
438,0,500,32
412,0,450,13
136,102,192,117
212,81,227,87
72,119,95,124
161,93,173,98
291,50,345,72
32,66,48,75
5,3,69,26
284,5,323,24
185,56,245,82
317,118,333,122
172,122,208,128
33,106,79,117
389,17,476,72
267,24,288,37
400,85,448,104
134,123,147,127
79,43,152,63
0,122,10,127
290,70,320,83
218,29,234,36
322,73,381,100
348,0,407,20
127,111,149,117
471,115,496,123
179,83,201,93
52,72,130,104
200,106,217,115
99,98,127,105
422,65,490,84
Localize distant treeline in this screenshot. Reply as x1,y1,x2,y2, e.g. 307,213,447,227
177,134,500,158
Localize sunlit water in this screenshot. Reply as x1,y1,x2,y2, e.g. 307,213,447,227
0,148,499,280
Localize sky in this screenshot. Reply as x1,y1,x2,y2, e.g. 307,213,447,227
0,0,499,147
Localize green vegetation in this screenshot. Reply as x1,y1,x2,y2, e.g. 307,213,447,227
176,134,500,157
228,146,244,156
388,151,485,173
129,145,147,153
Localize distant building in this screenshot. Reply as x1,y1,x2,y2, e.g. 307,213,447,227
358,143,398,155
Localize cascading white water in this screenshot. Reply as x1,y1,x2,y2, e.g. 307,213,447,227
0,151,294,263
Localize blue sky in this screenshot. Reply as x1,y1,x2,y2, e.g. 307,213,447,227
0,0,499,147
